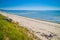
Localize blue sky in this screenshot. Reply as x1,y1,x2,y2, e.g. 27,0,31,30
0,0,60,10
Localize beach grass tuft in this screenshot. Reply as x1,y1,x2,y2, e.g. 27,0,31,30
0,14,34,40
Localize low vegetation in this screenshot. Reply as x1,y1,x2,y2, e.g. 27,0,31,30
0,14,40,40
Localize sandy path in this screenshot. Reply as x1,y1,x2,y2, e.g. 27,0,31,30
0,12,60,40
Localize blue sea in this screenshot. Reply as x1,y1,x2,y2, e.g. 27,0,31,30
1,10,60,23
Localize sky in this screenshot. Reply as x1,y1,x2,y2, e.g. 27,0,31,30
0,0,60,10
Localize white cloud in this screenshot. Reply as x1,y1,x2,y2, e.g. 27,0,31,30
2,6,60,10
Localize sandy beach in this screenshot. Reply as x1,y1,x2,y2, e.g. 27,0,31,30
0,12,60,40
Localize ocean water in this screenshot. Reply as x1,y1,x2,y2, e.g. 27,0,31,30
1,10,60,23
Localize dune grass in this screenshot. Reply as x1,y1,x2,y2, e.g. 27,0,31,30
0,14,34,40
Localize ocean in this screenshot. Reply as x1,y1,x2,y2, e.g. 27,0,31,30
1,10,60,23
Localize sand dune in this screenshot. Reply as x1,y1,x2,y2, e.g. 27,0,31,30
0,12,60,40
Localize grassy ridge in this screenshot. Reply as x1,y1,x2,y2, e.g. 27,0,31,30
0,14,33,40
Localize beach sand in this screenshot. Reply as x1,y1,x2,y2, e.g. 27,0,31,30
0,12,60,40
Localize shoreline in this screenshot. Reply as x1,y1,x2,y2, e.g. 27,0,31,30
0,11,60,40
1,11,60,24
0,11,60,25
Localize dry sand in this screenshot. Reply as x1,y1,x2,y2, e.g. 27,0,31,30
0,12,60,40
